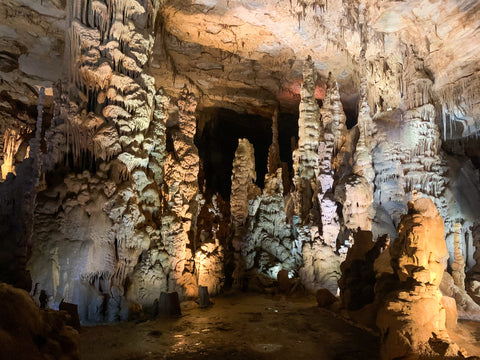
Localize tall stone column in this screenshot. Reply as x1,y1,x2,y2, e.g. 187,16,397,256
162,87,200,297
230,138,259,284
292,56,320,222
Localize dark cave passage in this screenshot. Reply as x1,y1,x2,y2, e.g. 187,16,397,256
195,108,298,199
340,93,359,130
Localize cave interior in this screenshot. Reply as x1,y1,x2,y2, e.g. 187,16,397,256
1,0,480,359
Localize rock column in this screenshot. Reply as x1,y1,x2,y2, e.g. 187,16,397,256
292,56,320,222
230,138,259,283
162,87,200,297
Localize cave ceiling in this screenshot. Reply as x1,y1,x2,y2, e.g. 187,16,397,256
0,0,479,120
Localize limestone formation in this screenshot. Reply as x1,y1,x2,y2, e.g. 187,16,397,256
243,169,301,279
335,175,374,232
299,225,345,294
317,84,339,248
162,87,200,298
194,194,229,296
468,221,480,305
292,57,320,222
452,222,466,290
440,270,480,321
377,198,461,359
230,138,260,284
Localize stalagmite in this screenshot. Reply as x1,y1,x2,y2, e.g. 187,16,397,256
353,73,376,186
452,222,466,290
162,86,200,298
230,138,260,284
377,198,461,359
292,56,320,221
243,168,300,279
318,80,350,245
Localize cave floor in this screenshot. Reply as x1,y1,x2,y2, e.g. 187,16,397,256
79,293,380,360
79,293,480,360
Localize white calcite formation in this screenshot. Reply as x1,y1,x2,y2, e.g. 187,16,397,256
244,169,301,279
292,56,320,222
377,198,461,360
317,81,341,248
440,223,480,320
342,75,376,233
28,0,170,321
371,49,447,243
335,175,374,232
230,138,260,283
290,59,341,293
299,225,344,294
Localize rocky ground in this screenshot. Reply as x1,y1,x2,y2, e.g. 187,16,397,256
79,293,480,359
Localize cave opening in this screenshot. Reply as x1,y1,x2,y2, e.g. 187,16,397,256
195,107,298,200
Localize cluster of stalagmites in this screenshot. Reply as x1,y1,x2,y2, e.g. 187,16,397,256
27,0,227,323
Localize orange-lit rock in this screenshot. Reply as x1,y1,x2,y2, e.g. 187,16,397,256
377,198,462,359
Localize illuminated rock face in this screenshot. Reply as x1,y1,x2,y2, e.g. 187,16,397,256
28,0,169,321
377,198,460,359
